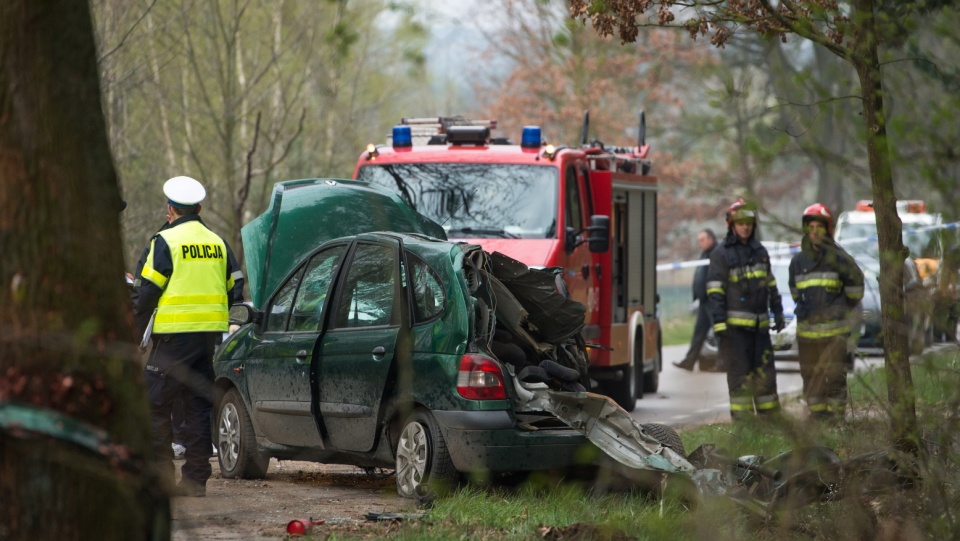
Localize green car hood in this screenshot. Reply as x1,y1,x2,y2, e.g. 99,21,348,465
243,178,447,307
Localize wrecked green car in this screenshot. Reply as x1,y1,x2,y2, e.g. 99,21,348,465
212,179,691,498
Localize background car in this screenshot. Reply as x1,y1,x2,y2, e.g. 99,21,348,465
853,253,932,355
212,179,604,499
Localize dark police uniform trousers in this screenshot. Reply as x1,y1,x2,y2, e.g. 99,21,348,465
145,332,220,485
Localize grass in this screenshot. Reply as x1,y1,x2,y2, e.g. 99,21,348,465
363,484,694,541
660,316,695,347
321,348,960,540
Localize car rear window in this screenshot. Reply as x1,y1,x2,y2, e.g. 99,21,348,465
407,252,445,323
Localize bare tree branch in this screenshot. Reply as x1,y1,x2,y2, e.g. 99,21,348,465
97,0,158,62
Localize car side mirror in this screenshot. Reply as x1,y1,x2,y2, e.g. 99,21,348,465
229,303,260,326
586,215,609,253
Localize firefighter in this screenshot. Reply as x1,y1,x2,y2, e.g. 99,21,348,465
136,176,244,497
706,199,784,419
788,203,864,420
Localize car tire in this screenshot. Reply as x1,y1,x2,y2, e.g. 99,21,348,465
217,388,269,479
395,410,459,499
641,423,686,456
642,337,661,393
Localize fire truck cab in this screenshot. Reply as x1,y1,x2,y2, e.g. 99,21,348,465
352,116,660,412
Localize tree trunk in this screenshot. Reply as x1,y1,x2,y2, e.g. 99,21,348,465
851,0,919,456
0,1,167,538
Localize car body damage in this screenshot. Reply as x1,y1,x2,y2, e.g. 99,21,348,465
221,178,915,507
685,444,918,517
510,380,693,474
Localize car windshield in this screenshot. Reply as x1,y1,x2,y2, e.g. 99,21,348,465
356,163,559,239
837,222,939,260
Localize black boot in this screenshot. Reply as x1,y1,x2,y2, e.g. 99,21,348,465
672,358,696,371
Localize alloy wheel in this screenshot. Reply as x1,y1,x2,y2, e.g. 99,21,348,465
395,421,428,498
218,401,241,473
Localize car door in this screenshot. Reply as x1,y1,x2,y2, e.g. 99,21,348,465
243,245,346,447
317,239,402,452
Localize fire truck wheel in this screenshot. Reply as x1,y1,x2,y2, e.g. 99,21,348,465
603,338,641,411
642,341,661,393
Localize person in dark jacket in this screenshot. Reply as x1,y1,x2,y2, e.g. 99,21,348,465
707,199,785,420
789,203,864,420
675,228,718,370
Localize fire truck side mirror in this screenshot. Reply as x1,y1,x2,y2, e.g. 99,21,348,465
586,215,610,253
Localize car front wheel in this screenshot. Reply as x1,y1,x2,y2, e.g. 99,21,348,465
395,410,458,498
217,388,269,479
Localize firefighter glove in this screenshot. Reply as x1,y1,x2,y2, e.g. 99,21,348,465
713,323,727,339
773,314,785,333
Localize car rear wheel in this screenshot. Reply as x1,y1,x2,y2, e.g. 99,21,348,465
217,388,269,479
395,410,458,498
641,423,686,456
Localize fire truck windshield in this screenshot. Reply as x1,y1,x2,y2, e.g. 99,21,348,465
357,163,559,239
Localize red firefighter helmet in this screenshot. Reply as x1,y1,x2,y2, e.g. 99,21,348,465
726,198,758,227
802,203,833,235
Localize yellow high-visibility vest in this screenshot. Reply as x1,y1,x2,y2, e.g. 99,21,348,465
141,221,229,333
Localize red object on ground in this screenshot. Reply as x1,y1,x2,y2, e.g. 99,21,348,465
286,518,325,535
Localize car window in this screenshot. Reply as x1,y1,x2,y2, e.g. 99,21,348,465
289,246,346,332
265,267,305,332
335,243,396,328
407,252,445,322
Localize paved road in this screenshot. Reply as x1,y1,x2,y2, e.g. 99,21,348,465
628,344,885,428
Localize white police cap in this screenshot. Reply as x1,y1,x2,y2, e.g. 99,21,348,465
163,176,206,206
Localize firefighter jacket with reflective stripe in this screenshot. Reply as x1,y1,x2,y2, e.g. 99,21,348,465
706,233,783,333
136,215,244,334
789,236,864,340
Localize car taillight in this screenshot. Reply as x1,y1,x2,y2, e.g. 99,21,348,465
456,354,506,400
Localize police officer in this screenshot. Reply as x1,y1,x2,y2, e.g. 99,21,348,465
707,199,784,419
136,176,244,497
789,203,864,420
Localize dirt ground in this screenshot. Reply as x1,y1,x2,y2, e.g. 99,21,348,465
172,458,419,540
170,398,814,540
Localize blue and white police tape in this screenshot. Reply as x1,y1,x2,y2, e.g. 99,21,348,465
655,220,960,272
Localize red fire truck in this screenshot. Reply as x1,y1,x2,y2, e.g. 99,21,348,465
352,115,659,412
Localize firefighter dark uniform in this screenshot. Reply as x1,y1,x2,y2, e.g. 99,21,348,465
789,203,864,420
707,199,784,419
136,176,244,496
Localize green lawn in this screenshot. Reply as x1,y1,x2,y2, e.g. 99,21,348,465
660,316,695,347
